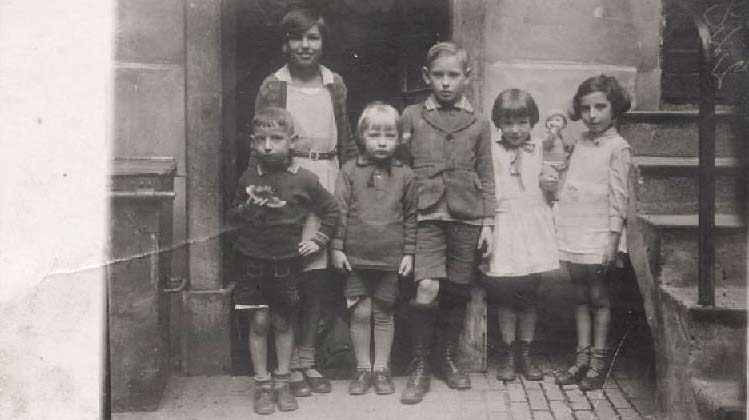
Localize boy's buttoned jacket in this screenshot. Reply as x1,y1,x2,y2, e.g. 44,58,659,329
399,96,496,223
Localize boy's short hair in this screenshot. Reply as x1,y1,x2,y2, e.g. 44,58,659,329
252,107,295,136
280,8,328,41
491,88,540,128
569,74,632,121
356,101,401,150
426,41,470,72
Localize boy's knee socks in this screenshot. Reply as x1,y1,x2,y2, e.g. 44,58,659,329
372,301,395,371
293,345,315,370
409,300,437,356
437,294,467,347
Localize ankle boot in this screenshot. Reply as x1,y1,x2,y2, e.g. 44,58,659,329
579,348,612,391
495,342,516,381
555,346,590,385
440,343,471,389
438,299,471,390
400,353,431,404
518,341,544,381
401,302,435,404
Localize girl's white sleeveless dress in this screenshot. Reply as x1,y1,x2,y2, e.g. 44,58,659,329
486,138,559,277
286,83,338,271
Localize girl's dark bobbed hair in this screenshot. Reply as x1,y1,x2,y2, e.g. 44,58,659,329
491,88,540,128
280,8,328,41
569,74,631,121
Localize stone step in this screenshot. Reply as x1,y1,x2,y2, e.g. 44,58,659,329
692,378,747,420
659,286,746,392
632,157,746,215
620,110,743,157
639,214,747,288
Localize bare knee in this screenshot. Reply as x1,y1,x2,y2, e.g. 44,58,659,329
589,285,611,309
272,312,292,333
415,278,440,305
350,297,372,326
372,299,394,326
251,309,272,336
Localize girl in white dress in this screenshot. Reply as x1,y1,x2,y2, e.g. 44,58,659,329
553,75,631,391
482,89,559,382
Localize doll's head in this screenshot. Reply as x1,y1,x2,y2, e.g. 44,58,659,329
545,111,568,131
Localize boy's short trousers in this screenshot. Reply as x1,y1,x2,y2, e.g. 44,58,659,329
344,269,399,305
299,268,336,300
233,255,303,313
482,274,541,309
415,220,481,285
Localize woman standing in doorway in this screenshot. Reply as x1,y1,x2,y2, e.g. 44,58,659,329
255,7,357,396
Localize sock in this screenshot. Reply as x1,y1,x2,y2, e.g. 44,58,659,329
289,346,300,370
409,300,437,358
350,297,372,370
297,345,322,376
372,300,394,371
438,293,467,348
254,373,271,383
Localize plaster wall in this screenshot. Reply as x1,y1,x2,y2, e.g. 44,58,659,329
114,0,188,280
480,0,661,138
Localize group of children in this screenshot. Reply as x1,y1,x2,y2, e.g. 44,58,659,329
229,8,632,415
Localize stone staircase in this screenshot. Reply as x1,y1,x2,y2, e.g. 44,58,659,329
621,110,747,420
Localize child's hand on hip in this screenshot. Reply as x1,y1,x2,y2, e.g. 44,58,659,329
398,254,414,277
298,240,321,257
331,249,351,272
478,226,493,258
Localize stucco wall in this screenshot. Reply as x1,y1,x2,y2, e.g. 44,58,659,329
479,0,661,139
114,0,188,280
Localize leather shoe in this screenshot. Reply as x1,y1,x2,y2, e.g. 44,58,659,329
348,369,372,395
373,369,395,395
273,381,298,412
302,368,332,393
289,373,312,397
252,380,274,415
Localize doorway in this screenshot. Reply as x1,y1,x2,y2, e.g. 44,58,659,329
224,0,451,376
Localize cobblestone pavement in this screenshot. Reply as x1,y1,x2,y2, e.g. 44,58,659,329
112,352,656,420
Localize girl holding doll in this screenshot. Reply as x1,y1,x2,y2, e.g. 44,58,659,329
482,89,560,382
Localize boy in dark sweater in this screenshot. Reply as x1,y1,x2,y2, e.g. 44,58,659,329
331,102,418,396
229,107,339,414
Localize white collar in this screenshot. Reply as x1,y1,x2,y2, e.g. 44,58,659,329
274,65,335,86
424,94,474,113
257,159,299,176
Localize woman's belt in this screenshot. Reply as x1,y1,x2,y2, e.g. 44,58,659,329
292,150,337,160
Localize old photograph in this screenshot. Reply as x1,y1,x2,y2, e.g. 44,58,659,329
1,0,746,419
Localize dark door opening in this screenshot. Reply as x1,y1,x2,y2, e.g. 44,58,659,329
226,0,450,376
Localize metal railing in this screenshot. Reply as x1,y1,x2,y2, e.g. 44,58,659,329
682,5,717,306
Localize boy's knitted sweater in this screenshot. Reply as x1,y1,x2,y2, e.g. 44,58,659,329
229,159,340,260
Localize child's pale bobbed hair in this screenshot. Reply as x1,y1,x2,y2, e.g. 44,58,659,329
491,88,540,128
356,101,401,150
280,8,328,42
252,106,295,136
425,41,470,72
569,74,632,121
